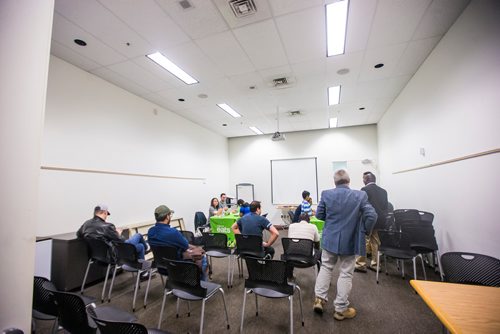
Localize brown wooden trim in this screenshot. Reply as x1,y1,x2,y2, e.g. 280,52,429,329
40,165,206,181
393,148,500,174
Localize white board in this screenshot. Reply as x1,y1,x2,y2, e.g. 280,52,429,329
271,158,318,205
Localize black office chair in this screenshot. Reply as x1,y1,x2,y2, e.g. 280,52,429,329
158,260,230,334
33,277,59,334
108,241,154,311
293,205,301,223
281,238,319,276
87,303,167,334
287,210,295,224
145,245,178,305
194,211,210,234
234,234,265,278
441,252,500,287
241,257,304,334
202,232,234,287
180,230,203,246
376,231,424,283
81,238,116,302
402,224,443,280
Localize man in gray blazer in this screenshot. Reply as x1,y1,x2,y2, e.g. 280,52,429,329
313,169,377,321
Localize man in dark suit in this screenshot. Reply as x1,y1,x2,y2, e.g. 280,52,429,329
313,170,377,321
355,172,389,272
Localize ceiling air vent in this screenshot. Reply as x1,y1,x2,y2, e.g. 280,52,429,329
270,76,296,89
228,0,257,18
287,110,302,117
178,0,193,9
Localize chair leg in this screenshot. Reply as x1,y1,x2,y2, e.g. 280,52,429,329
108,265,119,302
254,292,259,316
384,255,388,275
144,269,153,308
200,299,206,334
101,263,111,303
187,301,191,317
81,259,93,294
376,251,381,283
132,270,141,312
419,254,427,280
50,318,58,334
413,257,417,280
176,298,180,318
402,261,405,279
289,295,294,334
240,289,248,334
227,255,231,288
218,288,230,329
436,250,444,281
158,289,169,329
295,285,304,327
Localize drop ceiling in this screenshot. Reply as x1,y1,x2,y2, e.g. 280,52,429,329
51,0,470,138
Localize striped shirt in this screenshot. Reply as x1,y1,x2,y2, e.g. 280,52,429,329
301,199,313,216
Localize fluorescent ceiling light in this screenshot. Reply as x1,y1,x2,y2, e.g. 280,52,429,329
146,52,198,85
328,86,341,105
249,126,263,135
326,0,349,57
329,117,338,128
217,103,242,118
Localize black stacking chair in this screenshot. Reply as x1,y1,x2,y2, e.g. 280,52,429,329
441,252,500,287
86,303,167,334
108,241,154,311
241,257,304,334
287,210,295,224
81,238,116,302
180,230,203,246
376,231,424,283
234,234,265,277
202,232,234,287
144,245,178,306
281,238,319,276
158,260,230,334
194,211,210,234
33,277,59,334
293,205,301,223
402,224,443,280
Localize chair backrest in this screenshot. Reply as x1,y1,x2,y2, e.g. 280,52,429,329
202,232,228,251
235,234,264,258
378,230,413,252
151,245,178,275
282,238,314,258
33,276,58,317
164,260,207,298
112,241,141,269
244,257,293,295
441,252,500,287
287,210,295,223
85,238,114,264
402,224,438,252
180,230,195,244
293,205,301,223
43,283,95,334
194,211,207,229
418,211,434,225
86,307,147,334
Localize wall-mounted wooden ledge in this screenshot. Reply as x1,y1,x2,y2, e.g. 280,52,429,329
40,165,206,181
393,148,500,174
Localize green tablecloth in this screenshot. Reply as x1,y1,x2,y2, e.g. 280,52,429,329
310,216,325,239
209,214,240,247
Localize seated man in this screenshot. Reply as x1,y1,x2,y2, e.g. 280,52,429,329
287,213,322,277
148,205,208,280
77,204,149,260
231,201,279,259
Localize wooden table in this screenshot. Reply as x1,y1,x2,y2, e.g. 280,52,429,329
410,280,500,333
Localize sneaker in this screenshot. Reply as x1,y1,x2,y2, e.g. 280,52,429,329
145,242,151,254
334,307,356,321
368,264,380,272
313,297,326,314
139,272,155,282
354,265,367,273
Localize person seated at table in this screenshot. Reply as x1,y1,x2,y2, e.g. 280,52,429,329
208,197,223,218
239,202,250,217
148,205,208,280
232,199,245,214
231,201,279,259
219,193,230,213
287,213,322,278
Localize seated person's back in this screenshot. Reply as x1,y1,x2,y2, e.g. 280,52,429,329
288,214,320,243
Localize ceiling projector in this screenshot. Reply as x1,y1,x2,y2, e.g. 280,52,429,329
271,131,286,141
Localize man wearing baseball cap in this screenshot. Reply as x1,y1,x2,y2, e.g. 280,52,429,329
77,204,149,261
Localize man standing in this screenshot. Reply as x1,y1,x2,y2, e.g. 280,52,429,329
355,172,389,272
313,170,377,321
148,205,208,280
77,204,149,260
231,201,279,259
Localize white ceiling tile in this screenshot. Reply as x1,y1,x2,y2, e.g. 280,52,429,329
394,36,441,76
90,67,152,97
132,56,186,89
233,19,289,69
275,6,326,63
291,58,327,77
269,0,323,17
51,41,101,71
367,0,432,48
98,0,191,50
227,72,266,94
358,43,408,81
326,51,364,85
55,0,152,58
413,0,470,40
213,0,272,29
52,13,127,66
355,75,412,101
107,61,174,92
195,31,255,76
258,65,292,81
157,0,228,39
345,0,377,53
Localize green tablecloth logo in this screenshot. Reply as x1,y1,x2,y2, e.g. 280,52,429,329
215,226,231,234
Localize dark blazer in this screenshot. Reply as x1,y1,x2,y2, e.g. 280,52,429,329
361,183,388,229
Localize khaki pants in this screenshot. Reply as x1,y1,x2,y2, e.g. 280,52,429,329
355,230,380,268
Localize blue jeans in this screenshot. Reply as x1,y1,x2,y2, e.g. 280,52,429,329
125,233,148,260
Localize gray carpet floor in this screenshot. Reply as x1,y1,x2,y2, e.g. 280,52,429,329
35,230,443,333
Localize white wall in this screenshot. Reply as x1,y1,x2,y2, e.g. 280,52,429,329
378,0,500,257
39,56,229,235
228,125,378,223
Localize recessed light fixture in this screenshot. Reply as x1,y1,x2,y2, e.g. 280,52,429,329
359,107,365,110
178,98,185,102
328,86,341,106
146,52,198,85
326,0,349,57
329,117,338,128
222,123,227,127
336,68,350,75
374,63,384,69
74,39,87,46
198,93,208,99
217,103,242,118
249,126,263,135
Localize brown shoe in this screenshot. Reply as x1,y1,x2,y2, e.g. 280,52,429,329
313,297,326,314
334,307,356,321
354,265,367,273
